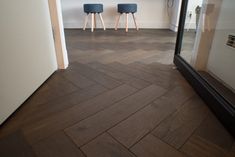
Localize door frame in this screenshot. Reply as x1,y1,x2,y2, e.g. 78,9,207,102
48,0,68,69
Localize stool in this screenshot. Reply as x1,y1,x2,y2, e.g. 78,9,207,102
115,4,138,32
83,4,106,32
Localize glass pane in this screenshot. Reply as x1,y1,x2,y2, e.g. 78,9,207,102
180,0,203,63
201,0,235,106
180,0,235,106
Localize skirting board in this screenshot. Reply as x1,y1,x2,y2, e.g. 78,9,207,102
63,21,170,29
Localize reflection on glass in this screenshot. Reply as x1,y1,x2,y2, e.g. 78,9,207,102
180,0,203,63
180,0,235,106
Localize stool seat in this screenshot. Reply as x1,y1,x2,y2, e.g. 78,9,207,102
83,4,106,32
115,3,138,32
84,4,103,14
118,4,137,13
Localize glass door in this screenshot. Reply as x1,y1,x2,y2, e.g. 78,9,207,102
174,0,235,135
179,0,235,105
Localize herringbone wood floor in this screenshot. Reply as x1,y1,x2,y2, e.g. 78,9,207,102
0,29,234,157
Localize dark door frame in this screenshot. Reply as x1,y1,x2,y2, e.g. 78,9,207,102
173,0,235,136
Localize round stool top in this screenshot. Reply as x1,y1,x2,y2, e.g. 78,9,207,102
118,4,137,13
84,4,103,13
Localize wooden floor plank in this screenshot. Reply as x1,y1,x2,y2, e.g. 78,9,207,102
0,30,232,157
22,84,108,125
22,73,78,110
91,50,141,64
32,132,85,157
180,135,226,157
226,144,235,157
108,86,195,148
71,62,122,89
128,62,174,75
128,62,189,88
0,73,80,138
128,62,181,82
186,111,234,151
113,50,157,64
108,62,157,83
0,131,37,157
152,95,209,149
22,85,137,144
81,133,135,157
75,49,114,63
65,85,167,147
61,67,96,89
108,62,180,89
88,62,150,89
131,134,185,157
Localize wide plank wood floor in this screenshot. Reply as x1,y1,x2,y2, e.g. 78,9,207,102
0,29,234,157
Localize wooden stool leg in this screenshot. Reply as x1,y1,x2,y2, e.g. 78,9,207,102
83,14,89,30
99,13,106,30
126,13,129,32
115,13,121,30
91,13,94,32
132,13,139,30
94,13,97,29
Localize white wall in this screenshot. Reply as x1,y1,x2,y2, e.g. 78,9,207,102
61,0,170,29
169,0,182,32
207,0,235,90
0,0,57,124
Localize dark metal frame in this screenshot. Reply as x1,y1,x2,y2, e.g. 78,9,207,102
173,0,235,136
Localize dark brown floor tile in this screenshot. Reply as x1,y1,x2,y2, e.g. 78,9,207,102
88,62,150,89
140,54,165,64
75,50,114,63
192,112,234,151
23,84,108,125
128,62,189,88
128,62,175,76
153,85,195,107
225,144,235,157
71,62,122,89
0,131,37,157
115,50,157,64
0,85,107,136
108,103,174,148
23,85,137,144
95,50,139,64
180,135,226,157
16,73,78,118
27,73,78,106
109,86,194,148
152,95,209,149
32,132,84,157
0,73,79,138
108,62,178,89
0,85,105,137
108,62,158,84
81,133,135,157
131,134,185,157
65,85,166,147
61,67,96,89
0,29,230,157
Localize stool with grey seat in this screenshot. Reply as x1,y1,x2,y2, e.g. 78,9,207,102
115,3,138,32
83,4,106,32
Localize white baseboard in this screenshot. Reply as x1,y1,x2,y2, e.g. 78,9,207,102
64,21,170,29
170,24,178,32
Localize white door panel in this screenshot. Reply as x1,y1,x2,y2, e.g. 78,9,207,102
0,0,57,124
